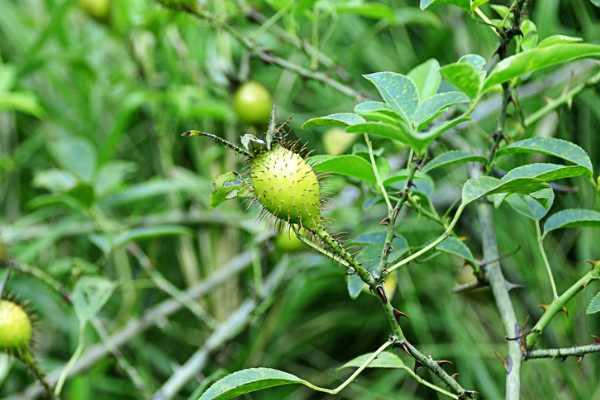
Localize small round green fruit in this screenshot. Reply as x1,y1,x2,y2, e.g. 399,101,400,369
323,128,356,156
78,0,111,22
233,81,273,125
251,145,322,230
0,300,32,350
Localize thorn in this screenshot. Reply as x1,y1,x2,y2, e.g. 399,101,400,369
537,304,550,313
582,280,590,291
413,360,423,374
586,260,600,268
376,285,387,304
577,355,584,363
392,207,399,220
451,373,460,380
562,306,569,318
393,308,409,322
380,217,390,225
505,281,525,291
401,342,412,357
494,350,510,373
436,360,454,369
592,335,600,344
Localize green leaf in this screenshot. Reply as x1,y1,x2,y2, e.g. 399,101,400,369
502,163,591,182
197,368,308,400
407,59,441,102
436,236,474,262
73,276,116,322
336,3,397,22
495,137,593,177
33,169,78,192
354,101,402,124
48,137,97,183
504,189,554,221
416,116,470,151
586,291,600,314
591,0,600,8
543,209,600,238
422,150,487,173
210,172,251,209
457,54,487,78
420,0,471,12
482,43,600,92
337,351,405,370
346,121,419,149
310,155,376,185
302,113,365,128
413,91,470,129
94,161,137,198
363,72,419,122
519,19,538,51
0,91,45,117
537,35,582,48
462,176,550,206
440,62,481,98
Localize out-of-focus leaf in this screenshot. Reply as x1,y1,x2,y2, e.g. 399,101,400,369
73,276,116,322
337,351,405,370
423,151,487,173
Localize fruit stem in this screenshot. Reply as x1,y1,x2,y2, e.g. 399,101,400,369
20,348,56,400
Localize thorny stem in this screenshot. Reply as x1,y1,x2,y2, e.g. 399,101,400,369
385,203,466,275
309,227,473,398
535,222,558,300
523,343,600,361
20,349,56,400
375,154,420,277
476,3,530,399
525,262,600,349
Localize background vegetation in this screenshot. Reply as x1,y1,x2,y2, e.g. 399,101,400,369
1,0,599,399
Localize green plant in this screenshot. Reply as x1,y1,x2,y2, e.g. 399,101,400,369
0,300,32,350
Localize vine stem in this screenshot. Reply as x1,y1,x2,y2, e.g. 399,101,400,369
524,342,600,361
535,222,558,299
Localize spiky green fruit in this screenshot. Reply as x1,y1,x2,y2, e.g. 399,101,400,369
251,145,322,230
0,300,32,350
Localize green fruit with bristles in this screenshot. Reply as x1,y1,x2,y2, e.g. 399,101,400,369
251,144,322,230
0,300,32,350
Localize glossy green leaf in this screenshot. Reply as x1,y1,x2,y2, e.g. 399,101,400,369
496,137,593,177
302,113,365,128
416,116,470,151
363,72,419,122
346,121,420,149
420,0,471,12
586,291,600,314
197,368,308,400
457,54,487,78
407,59,441,102
504,189,554,221
482,43,600,92
462,176,550,206
501,163,591,182
48,137,97,182
73,276,116,322
337,351,405,370
310,155,376,185
440,62,481,98
543,209,600,238
436,236,474,262
423,150,487,173
520,19,538,51
413,91,469,129
537,35,582,48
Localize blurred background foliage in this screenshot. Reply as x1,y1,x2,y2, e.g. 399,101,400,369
0,0,599,399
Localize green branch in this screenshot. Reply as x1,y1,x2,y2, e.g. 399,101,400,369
526,262,600,349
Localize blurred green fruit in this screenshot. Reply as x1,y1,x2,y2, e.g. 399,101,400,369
78,0,111,22
323,128,356,156
275,226,308,252
0,300,32,350
233,81,273,125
